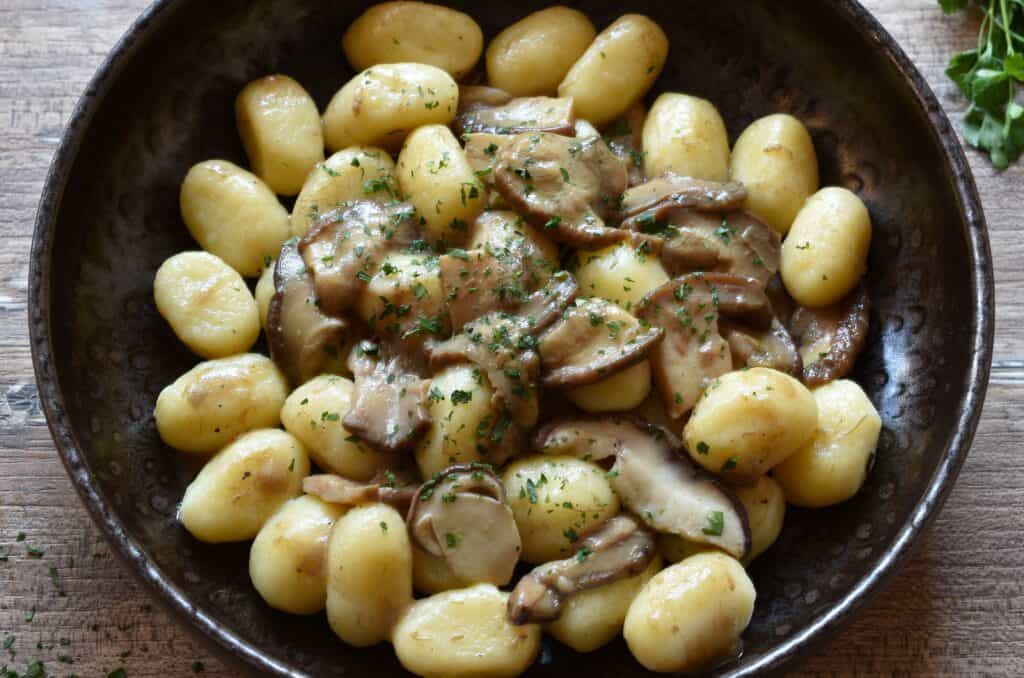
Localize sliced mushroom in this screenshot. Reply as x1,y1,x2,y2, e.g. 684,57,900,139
619,173,748,221
463,133,516,202
266,237,350,387
299,201,419,316
722,317,802,377
635,273,772,418
603,104,648,187
439,248,526,333
789,285,870,386
493,132,628,248
538,297,664,387
517,270,580,330
342,347,432,453
455,96,576,137
536,418,750,560
457,85,513,113
471,210,558,290
303,474,417,513
507,514,656,624
407,464,521,587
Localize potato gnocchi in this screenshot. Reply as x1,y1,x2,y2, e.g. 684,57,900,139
156,5,882,675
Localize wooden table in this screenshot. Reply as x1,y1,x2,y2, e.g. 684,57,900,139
1,1,1021,675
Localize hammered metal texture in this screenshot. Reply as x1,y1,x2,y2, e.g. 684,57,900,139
32,0,992,675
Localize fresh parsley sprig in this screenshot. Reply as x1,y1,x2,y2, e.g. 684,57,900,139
941,0,1024,168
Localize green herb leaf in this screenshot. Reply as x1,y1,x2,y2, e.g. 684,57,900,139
702,510,725,537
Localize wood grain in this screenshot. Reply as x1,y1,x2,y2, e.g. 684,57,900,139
0,1,1021,676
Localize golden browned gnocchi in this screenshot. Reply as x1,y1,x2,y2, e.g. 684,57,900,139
326,503,413,646
290,147,397,237
773,379,882,507
154,353,287,454
280,375,381,481
486,7,596,96
157,7,888,674
781,186,872,307
322,63,459,153
179,160,291,277
683,367,819,483
643,93,731,181
153,251,260,359
343,2,484,80
624,553,755,673
558,14,669,127
249,495,344,614
396,124,486,246
503,455,620,564
179,429,309,543
392,584,541,678
730,113,820,235
236,74,324,196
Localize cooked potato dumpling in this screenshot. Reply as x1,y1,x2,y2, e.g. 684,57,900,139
624,552,755,673
343,2,484,80
730,113,819,235
547,556,662,653
397,124,486,247
774,379,882,508
574,241,669,312
326,503,413,646
643,93,731,181
558,14,669,127
154,251,260,359
735,475,786,562
503,455,620,564
155,354,287,454
280,375,380,481
180,160,291,277
354,251,445,331
179,429,309,543
290,147,397,237
236,74,324,196
412,545,468,595
780,187,872,307
249,495,345,615
683,367,818,482
486,7,596,96
568,360,652,413
322,63,459,152
254,257,275,329
392,584,540,678
415,364,498,478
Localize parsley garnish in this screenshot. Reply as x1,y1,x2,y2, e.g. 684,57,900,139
702,510,725,536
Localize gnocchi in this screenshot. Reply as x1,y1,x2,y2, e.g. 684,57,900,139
154,353,287,454
179,429,309,543
153,251,260,359
179,159,291,277
322,63,459,153
773,379,882,508
249,495,344,614
415,364,499,478
573,240,670,312
643,93,731,181
236,74,324,196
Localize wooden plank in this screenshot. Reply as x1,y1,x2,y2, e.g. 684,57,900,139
0,1,1020,676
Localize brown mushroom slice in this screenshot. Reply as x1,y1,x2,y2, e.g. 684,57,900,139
721,317,802,377
457,85,513,113
407,464,521,587
636,273,772,418
298,201,419,316
507,514,656,624
493,132,628,248
471,210,559,290
619,173,748,221
439,248,524,332
633,209,780,286
303,474,416,513
790,285,870,386
517,270,580,330
463,134,516,202
342,349,432,453
603,104,648,187
539,297,664,387
266,237,350,387
455,96,576,137
536,418,750,560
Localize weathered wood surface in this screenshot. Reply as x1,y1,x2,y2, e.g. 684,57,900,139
0,0,1021,675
